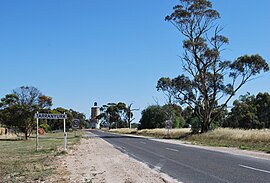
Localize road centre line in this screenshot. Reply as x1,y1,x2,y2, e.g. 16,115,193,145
166,148,179,152
140,142,146,144
239,164,270,174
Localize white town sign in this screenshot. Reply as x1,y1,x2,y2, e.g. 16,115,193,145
34,113,67,119
34,112,68,151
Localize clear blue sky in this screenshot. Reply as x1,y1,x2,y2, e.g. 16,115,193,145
1,0,270,121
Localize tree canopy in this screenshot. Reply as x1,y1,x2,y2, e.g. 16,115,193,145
157,0,269,133
224,92,270,129
0,86,88,138
138,104,185,130
0,86,52,139
99,102,133,129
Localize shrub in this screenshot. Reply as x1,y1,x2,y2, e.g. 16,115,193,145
40,124,50,133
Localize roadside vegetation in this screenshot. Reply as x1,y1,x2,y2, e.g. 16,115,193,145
107,128,270,153
186,128,270,152
0,131,81,182
109,128,191,139
0,86,89,140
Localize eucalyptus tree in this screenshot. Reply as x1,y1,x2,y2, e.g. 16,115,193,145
99,102,129,129
157,0,269,133
224,92,270,129
0,86,52,139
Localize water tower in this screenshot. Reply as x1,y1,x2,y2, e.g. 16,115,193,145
90,102,101,129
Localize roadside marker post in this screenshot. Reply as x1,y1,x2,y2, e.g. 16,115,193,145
36,112,39,151
64,112,67,151
34,112,67,151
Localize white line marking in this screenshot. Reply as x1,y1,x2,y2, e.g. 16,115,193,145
140,142,146,144
239,164,270,174
153,166,161,171
166,148,179,152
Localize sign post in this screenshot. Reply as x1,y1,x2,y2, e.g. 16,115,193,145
63,112,67,151
165,119,173,134
72,119,80,137
36,112,39,151
34,113,67,151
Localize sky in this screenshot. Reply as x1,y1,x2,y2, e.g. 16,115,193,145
1,0,270,122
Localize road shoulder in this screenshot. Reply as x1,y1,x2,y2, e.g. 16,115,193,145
53,132,180,183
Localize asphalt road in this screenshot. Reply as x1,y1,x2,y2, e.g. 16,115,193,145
86,130,270,183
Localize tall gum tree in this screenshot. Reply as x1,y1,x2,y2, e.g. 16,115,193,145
157,0,269,133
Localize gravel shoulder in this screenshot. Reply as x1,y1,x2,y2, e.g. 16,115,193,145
51,133,180,183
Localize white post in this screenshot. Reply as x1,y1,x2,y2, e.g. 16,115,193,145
64,112,67,151
129,111,131,129
36,112,39,151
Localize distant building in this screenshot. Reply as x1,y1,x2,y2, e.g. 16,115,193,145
89,102,101,129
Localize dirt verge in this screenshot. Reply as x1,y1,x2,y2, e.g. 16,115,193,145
50,133,180,183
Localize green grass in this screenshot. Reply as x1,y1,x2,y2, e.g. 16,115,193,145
0,130,81,182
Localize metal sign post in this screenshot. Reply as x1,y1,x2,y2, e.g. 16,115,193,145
165,119,173,134
64,112,67,151
72,119,80,137
36,112,39,151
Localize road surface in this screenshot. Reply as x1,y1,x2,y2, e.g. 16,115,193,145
87,130,270,183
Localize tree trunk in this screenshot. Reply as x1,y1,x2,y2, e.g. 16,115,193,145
201,117,210,133
25,130,28,140
201,123,208,133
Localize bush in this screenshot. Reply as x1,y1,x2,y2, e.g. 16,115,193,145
173,115,185,128
40,124,50,133
139,105,166,129
190,117,201,134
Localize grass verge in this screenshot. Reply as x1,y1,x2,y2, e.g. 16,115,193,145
185,128,270,153
107,128,191,139
106,128,270,153
0,130,81,182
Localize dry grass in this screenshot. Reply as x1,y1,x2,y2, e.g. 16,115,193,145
187,128,270,152
109,128,191,139
0,127,5,135
108,127,270,152
109,128,137,134
0,131,81,182
193,128,270,142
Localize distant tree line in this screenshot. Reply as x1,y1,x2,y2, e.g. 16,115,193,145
224,92,270,129
139,104,185,130
138,92,270,132
0,86,88,139
98,102,137,129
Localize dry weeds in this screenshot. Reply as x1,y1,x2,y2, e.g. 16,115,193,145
187,128,270,152
109,128,191,139
191,128,270,143
108,128,270,152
